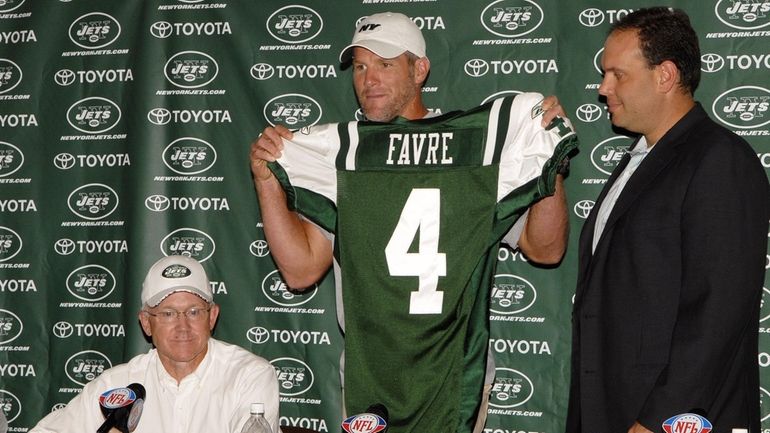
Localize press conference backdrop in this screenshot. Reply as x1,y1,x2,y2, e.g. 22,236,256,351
0,0,768,432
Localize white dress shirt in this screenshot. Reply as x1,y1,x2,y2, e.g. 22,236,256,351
30,338,280,433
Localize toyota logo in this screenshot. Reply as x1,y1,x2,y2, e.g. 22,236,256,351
464,59,489,78
53,321,74,338
53,153,76,170
701,53,725,73
575,104,604,123
579,8,605,27
250,63,274,81
54,69,76,86
247,326,270,344
150,21,173,38
250,240,270,257
147,108,172,125
145,194,171,212
54,238,77,255
573,200,595,219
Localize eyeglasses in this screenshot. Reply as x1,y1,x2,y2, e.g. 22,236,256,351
144,306,211,323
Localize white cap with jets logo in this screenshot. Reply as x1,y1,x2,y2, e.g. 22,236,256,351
141,255,212,307
338,12,426,63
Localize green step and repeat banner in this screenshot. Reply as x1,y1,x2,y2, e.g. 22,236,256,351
0,0,768,432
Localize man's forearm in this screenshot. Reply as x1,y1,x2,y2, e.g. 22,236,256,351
517,175,568,264
254,175,333,288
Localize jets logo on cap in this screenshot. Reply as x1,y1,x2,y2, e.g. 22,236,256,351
162,264,191,279
358,24,381,32
662,413,712,433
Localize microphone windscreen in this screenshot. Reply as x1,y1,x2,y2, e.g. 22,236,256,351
125,383,146,433
365,403,389,422
126,383,146,399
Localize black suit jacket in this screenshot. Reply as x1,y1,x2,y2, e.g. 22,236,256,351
566,104,770,433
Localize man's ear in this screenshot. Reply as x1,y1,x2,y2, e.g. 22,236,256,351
415,57,430,84
656,60,679,93
138,311,152,337
208,304,220,331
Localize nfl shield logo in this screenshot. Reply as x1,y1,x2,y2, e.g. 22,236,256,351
341,413,387,433
662,413,713,433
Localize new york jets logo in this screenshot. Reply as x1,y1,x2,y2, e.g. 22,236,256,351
65,350,112,385
271,357,315,396
66,264,117,302
67,183,119,220
480,0,544,38
711,86,770,129
0,226,22,263
261,270,318,307
0,309,23,345
160,228,215,262
715,0,770,30
489,368,534,408
66,97,121,134
162,137,217,175
266,5,324,44
490,274,537,315
591,136,632,175
164,51,218,89
69,12,122,49
0,59,22,94
264,93,322,128
0,390,21,424
0,141,23,178
0,0,26,13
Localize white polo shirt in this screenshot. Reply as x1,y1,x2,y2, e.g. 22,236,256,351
30,338,279,433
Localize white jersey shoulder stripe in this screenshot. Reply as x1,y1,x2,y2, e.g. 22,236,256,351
278,123,341,204
345,121,359,171
483,97,505,166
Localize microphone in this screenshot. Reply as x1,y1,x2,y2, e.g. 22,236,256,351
341,403,388,433
97,383,146,433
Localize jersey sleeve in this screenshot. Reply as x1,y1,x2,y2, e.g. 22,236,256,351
497,92,577,201
267,123,341,233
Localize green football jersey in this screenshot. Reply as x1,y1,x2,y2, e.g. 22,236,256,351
268,93,577,433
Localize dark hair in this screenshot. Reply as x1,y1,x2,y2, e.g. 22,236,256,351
611,7,700,95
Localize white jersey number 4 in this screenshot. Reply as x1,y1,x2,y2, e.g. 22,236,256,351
385,188,446,314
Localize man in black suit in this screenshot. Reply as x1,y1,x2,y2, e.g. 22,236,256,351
567,7,770,433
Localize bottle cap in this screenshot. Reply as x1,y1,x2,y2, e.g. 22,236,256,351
250,403,265,415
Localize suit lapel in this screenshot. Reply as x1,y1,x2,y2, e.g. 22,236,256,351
598,105,707,240
598,141,677,236
574,150,631,305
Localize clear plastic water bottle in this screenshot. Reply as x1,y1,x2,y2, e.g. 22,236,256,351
239,403,271,433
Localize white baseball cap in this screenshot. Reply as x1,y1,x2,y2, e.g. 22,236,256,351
141,255,212,307
339,12,426,63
